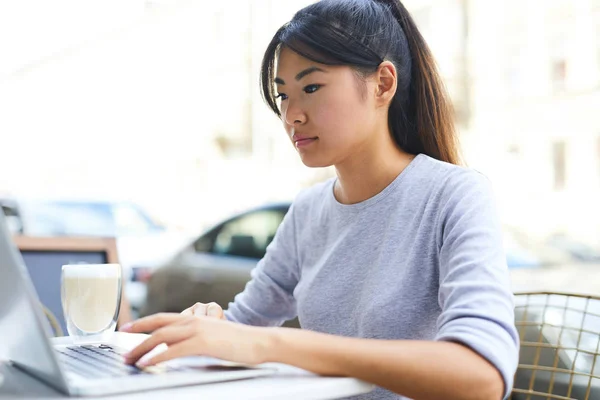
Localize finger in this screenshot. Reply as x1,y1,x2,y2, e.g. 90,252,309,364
180,307,193,317
192,302,209,316
180,302,208,317
119,313,187,333
206,302,224,319
137,338,202,368
123,324,194,365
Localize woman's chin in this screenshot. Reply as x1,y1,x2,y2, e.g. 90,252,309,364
299,155,332,168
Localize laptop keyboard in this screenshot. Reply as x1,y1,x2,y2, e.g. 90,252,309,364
56,344,149,379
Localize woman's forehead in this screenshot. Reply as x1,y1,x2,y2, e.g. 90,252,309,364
276,48,315,74
275,47,350,81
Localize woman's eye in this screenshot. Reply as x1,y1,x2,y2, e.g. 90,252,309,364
276,93,288,101
304,84,321,94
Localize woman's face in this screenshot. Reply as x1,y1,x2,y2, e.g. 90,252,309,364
275,47,380,168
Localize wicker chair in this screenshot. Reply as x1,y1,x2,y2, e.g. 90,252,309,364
42,304,64,337
511,292,600,400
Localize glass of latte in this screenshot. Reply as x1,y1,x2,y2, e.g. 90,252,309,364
61,264,122,342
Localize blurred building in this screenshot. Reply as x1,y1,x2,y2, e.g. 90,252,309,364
0,0,322,231
0,0,225,228
405,0,471,130
408,0,600,245
2,0,599,241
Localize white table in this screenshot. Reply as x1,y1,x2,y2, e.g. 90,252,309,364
0,332,373,399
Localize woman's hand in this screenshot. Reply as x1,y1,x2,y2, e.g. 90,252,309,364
119,313,274,367
181,302,226,319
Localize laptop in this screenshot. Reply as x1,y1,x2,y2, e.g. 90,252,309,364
0,212,275,396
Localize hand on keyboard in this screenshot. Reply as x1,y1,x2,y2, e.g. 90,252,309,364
119,313,273,369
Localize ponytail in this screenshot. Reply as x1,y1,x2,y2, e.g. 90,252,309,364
378,0,462,165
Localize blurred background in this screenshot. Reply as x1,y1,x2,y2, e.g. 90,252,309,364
2,0,600,319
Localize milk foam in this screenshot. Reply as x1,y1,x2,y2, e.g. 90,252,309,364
62,264,121,278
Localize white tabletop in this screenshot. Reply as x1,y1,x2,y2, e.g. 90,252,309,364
0,332,373,399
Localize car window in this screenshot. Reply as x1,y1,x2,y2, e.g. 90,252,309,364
212,210,285,259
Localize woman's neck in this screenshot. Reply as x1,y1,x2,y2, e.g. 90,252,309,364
333,136,416,205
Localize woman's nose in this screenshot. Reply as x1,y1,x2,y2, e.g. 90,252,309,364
283,100,307,126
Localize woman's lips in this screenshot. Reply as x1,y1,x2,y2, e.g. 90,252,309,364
294,137,318,148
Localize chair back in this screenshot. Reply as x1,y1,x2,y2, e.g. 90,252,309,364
511,292,600,400
42,304,64,337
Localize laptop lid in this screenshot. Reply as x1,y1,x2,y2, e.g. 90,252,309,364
0,212,69,394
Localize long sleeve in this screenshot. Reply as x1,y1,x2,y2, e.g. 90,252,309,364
224,202,300,327
434,171,519,399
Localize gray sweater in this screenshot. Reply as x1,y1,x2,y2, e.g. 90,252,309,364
225,154,519,399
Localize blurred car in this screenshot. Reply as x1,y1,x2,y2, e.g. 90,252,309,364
0,197,22,235
0,195,191,313
546,234,600,263
140,202,574,326
503,228,576,269
141,203,291,320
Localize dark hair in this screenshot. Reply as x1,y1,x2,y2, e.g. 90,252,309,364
260,0,461,165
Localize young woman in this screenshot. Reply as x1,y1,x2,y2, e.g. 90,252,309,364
121,0,519,398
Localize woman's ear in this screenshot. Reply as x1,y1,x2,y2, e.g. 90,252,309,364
375,61,397,107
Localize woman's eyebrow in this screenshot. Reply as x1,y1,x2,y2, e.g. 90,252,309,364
275,66,327,85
